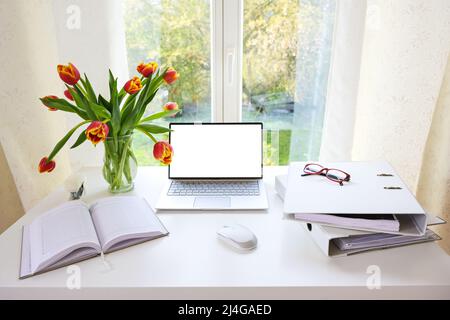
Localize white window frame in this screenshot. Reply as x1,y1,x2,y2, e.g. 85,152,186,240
212,0,367,162
212,0,243,122
211,0,224,122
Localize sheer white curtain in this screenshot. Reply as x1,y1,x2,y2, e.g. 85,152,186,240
52,0,129,169
319,0,367,161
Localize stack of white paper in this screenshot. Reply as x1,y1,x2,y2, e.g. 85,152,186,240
293,213,400,233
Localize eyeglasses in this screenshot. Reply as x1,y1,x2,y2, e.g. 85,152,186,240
301,163,351,186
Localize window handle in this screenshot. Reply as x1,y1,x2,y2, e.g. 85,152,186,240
226,48,236,86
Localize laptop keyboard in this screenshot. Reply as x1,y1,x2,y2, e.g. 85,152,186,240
167,181,260,196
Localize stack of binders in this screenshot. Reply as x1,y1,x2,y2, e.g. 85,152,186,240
276,161,445,257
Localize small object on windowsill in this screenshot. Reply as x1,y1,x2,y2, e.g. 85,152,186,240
64,173,87,200
70,183,84,200
384,186,402,190
377,173,394,177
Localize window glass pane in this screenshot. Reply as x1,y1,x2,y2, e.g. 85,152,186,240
242,0,336,165
123,0,212,165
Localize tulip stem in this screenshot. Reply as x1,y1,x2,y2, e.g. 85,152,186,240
103,134,136,193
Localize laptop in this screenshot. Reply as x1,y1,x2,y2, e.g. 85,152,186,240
155,122,268,210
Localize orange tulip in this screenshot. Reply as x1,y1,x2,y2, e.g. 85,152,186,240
124,76,143,94
153,141,173,165
57,63,80,85
137,62,158,78
64,89,74,101
163,67,179,85
38,157,56,173
163,102,179,111
41,95,58,111
85,121,109,145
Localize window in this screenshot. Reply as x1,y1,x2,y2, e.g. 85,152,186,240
242,0,335,164
123,0,335,165
123,0,212,165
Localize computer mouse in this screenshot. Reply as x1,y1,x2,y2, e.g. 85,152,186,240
217,224,257,251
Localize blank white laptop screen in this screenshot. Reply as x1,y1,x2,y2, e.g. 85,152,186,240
169,123,263,179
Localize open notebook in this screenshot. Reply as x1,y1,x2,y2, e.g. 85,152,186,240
20,196,168,279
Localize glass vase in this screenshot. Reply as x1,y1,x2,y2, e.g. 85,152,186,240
102,134,137,193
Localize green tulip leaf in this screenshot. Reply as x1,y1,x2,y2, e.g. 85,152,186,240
140,109,179,123
40,97,88,119
120,99,136,126
69,85,98,120
98,94,112,112
136,123,172,134
89,101,111,120
40,97,75,113
80,74,97,103
118,87,127,105
70,130,87,149
47,120,90,161
109,74,121,138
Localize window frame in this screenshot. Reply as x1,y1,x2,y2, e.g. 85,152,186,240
214,0,367,163
212,0,243,122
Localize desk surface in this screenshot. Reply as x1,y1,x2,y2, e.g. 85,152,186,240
1,166,449,299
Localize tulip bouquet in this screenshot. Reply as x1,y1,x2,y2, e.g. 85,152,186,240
39,62,179,193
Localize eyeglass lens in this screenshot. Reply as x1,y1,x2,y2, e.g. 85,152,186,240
304,164,323,174
326,169,347,181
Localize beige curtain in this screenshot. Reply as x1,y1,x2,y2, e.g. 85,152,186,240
0,0,72,212
416,54,450,254
352,0,450,253
0,144,24,234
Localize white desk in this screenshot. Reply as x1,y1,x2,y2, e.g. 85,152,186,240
1,166,449,299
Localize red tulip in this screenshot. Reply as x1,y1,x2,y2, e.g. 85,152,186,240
163,102,179,111
85,121,109,145
38,157,56,173
57,63,80,85
41,95,58,111
163,67,179,85
153,141,173,165
123,76,143,94
137,62,158,78
64,89,74,101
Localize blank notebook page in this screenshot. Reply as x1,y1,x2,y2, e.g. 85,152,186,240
90,197,162,249
29,201,99,273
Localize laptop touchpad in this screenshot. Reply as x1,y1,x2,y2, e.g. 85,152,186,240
194,197,231,209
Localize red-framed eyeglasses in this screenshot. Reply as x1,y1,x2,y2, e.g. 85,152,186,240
301,163,351,186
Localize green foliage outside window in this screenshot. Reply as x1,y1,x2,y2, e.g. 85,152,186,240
123,0,334,165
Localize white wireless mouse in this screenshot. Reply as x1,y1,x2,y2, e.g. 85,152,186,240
217,224,258,251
